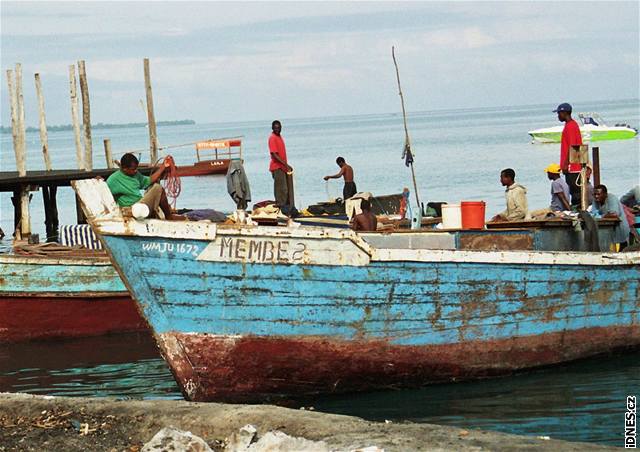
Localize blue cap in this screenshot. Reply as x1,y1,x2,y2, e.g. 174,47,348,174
553,103,572,113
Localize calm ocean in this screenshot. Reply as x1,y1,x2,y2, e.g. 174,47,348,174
0,99,638,446
1,98,638,238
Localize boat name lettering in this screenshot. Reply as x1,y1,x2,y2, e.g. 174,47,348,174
219,237,307,263
141,241,200,257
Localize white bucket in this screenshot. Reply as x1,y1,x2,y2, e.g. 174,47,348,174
441,203,462,229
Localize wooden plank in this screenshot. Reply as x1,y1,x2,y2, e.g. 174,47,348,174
0,167,154,192
143,58,158,163
69,64,85,170
34,73,52,171
78,60,93,170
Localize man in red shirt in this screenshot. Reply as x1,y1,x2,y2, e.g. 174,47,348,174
268,120,293,213
554,102,583,207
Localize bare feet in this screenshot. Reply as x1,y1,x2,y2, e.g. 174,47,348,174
168,214,187,221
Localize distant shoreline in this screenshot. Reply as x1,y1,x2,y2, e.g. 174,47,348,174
0,119,195,134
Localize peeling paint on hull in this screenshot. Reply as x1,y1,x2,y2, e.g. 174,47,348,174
0,255,144,342
99,235,640,403
73,173,640,402
162,325,640,402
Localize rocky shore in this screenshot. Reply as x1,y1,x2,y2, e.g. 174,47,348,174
0,393,616,451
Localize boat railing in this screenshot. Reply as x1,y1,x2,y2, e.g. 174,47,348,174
195,137,243,162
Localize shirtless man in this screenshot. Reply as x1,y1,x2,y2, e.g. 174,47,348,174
351,199,377,232
324,156,357,200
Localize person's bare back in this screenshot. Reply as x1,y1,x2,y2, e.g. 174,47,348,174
351,199,377,232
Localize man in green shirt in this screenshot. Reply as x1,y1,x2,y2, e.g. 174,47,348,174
107,153,183,220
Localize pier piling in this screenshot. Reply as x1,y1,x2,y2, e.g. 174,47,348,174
78,60,92,171
69,64,85,170
13,64,32,239
34,73,52,171
104,139,114,168
143,58,159,163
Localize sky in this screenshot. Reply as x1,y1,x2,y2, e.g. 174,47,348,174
1,1,638,126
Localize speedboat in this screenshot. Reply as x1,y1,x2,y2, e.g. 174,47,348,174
529,112,638,143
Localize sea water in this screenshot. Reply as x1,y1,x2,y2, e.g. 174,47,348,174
0,99,638,445
0,332,638,446
1,98,638,238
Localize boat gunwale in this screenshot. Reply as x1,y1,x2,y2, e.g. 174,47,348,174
0,253,113,266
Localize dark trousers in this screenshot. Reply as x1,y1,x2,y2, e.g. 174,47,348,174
343,182,357,200
564,172,581,207
272,169,289,208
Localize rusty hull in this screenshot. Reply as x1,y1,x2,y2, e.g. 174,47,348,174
161,325,640,403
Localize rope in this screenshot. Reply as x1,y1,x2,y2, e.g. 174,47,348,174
161,155,181,208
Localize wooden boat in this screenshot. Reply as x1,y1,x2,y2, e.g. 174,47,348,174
174,138,242,177
74,179,640,403
0,253,145,342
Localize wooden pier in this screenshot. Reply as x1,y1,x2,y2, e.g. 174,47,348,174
2,58,160,243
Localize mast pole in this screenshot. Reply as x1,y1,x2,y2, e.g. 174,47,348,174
392,46,420,208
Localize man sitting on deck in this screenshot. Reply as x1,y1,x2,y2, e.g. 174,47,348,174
107,153,184,220
591,184,630,250
490,168,529,222
530,163,572,219
351,199,377,232
324,157,357,200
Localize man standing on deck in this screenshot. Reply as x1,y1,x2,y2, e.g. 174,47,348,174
268,120,293,214
324,157,357,200
554,102,583,207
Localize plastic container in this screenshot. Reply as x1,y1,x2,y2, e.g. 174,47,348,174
441,204,462,229
461,201,486,230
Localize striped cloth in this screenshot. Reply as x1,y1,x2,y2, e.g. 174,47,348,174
59,224,103,250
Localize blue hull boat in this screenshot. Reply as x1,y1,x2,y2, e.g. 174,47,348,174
73,179,640,402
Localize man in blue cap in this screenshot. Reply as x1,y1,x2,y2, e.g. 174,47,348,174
554,102,583,207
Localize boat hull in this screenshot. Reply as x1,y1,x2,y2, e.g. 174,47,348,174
160,325,639,402
529,125,638,143
0,255,145,342
176,160,230,177
100,233,640,403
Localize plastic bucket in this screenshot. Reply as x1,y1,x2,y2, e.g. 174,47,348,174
441,204,462,229
461,201,486,230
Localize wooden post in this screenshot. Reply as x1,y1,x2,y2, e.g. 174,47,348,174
15,64,27,177
34,73,52,171
5,70,21,175
78,60,92,170
103,138,114,168
11,189,21,239
49,186,59,242
592,146,600,186
580,167,588,211
69,64,85,170
144,58,159,163
15,63,31,238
